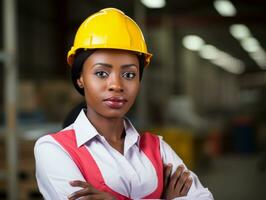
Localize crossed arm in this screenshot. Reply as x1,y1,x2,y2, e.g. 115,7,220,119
35,136,213,200
68,164,192,200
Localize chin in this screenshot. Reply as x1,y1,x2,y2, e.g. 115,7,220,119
102,109,129,119
105,112,126,119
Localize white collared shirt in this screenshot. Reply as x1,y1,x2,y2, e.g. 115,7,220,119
34,109,213,200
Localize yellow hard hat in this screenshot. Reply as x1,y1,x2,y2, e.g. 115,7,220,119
67,8,152,67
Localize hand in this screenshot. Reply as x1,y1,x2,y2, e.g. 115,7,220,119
163,164,193,200
68,180,116,200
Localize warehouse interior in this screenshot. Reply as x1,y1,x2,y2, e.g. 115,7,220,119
0,0,266,199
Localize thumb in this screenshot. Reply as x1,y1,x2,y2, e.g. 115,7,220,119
163,163,172,188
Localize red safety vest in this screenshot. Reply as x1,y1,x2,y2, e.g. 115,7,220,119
51,130,163,200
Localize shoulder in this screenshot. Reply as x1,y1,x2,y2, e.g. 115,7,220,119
141,131,160,138
34,134,56,150
34,134,59,158
34,127,75,159
141,131,177,149
142,131,184,165
140,131,163,143
140,131,163,146
35,124,74,145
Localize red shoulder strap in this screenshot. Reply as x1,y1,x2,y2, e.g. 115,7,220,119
140,132,164,199
51,130,130,200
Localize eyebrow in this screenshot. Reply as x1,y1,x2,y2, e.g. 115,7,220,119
92,63,138,69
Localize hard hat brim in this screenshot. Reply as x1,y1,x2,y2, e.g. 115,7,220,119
67,47,152,67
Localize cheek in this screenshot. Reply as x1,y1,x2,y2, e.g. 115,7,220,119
83,77,104,100
128,82,140,100
83,74,103,90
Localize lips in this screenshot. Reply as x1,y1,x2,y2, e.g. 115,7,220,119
103,97,128,109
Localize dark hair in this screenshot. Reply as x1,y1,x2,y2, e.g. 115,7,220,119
71,49,145,95
71,50,95,95
62,102,86,128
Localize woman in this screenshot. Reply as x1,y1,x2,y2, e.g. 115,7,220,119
34,8,213,200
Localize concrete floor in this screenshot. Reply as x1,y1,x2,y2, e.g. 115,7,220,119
198,155,266,200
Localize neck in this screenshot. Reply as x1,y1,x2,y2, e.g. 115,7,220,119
86,108,125,142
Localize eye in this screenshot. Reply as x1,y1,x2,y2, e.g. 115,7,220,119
122,72,136,80
95,71,109,78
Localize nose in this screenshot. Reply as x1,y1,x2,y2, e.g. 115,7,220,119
108,74,124,92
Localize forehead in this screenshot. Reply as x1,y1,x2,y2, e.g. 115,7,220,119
84,49,139,65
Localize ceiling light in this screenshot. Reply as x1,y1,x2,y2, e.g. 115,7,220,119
229,24,251,40
224,62,245,74
199,45,219,60
229,24,266,69
250,50,266,69
241,37,260,53
182,35,204,51
211,51,245,74
213,0,236,16
250,49,266,60
141,0,166,8
212,57,245,74
183,34,245,74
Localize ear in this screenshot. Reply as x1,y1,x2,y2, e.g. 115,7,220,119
77,76,84,88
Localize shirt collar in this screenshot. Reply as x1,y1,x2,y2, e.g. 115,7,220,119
73,109,140,149
73,109,99,147
123,117,140,149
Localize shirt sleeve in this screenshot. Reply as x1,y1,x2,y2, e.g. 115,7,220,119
159,137,214,200
34,135,86,200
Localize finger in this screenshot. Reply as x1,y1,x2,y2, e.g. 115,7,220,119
80,193,116,200
175,170,190,193
169,165,185,190
79,194,101,200
68,187,96,200
79,193,116,200
163,163,172,188
70,180,92,188
180,176,193,196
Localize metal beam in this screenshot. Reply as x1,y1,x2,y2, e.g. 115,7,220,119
3,0,19,199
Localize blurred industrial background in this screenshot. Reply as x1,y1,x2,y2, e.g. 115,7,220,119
0,0,266,199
